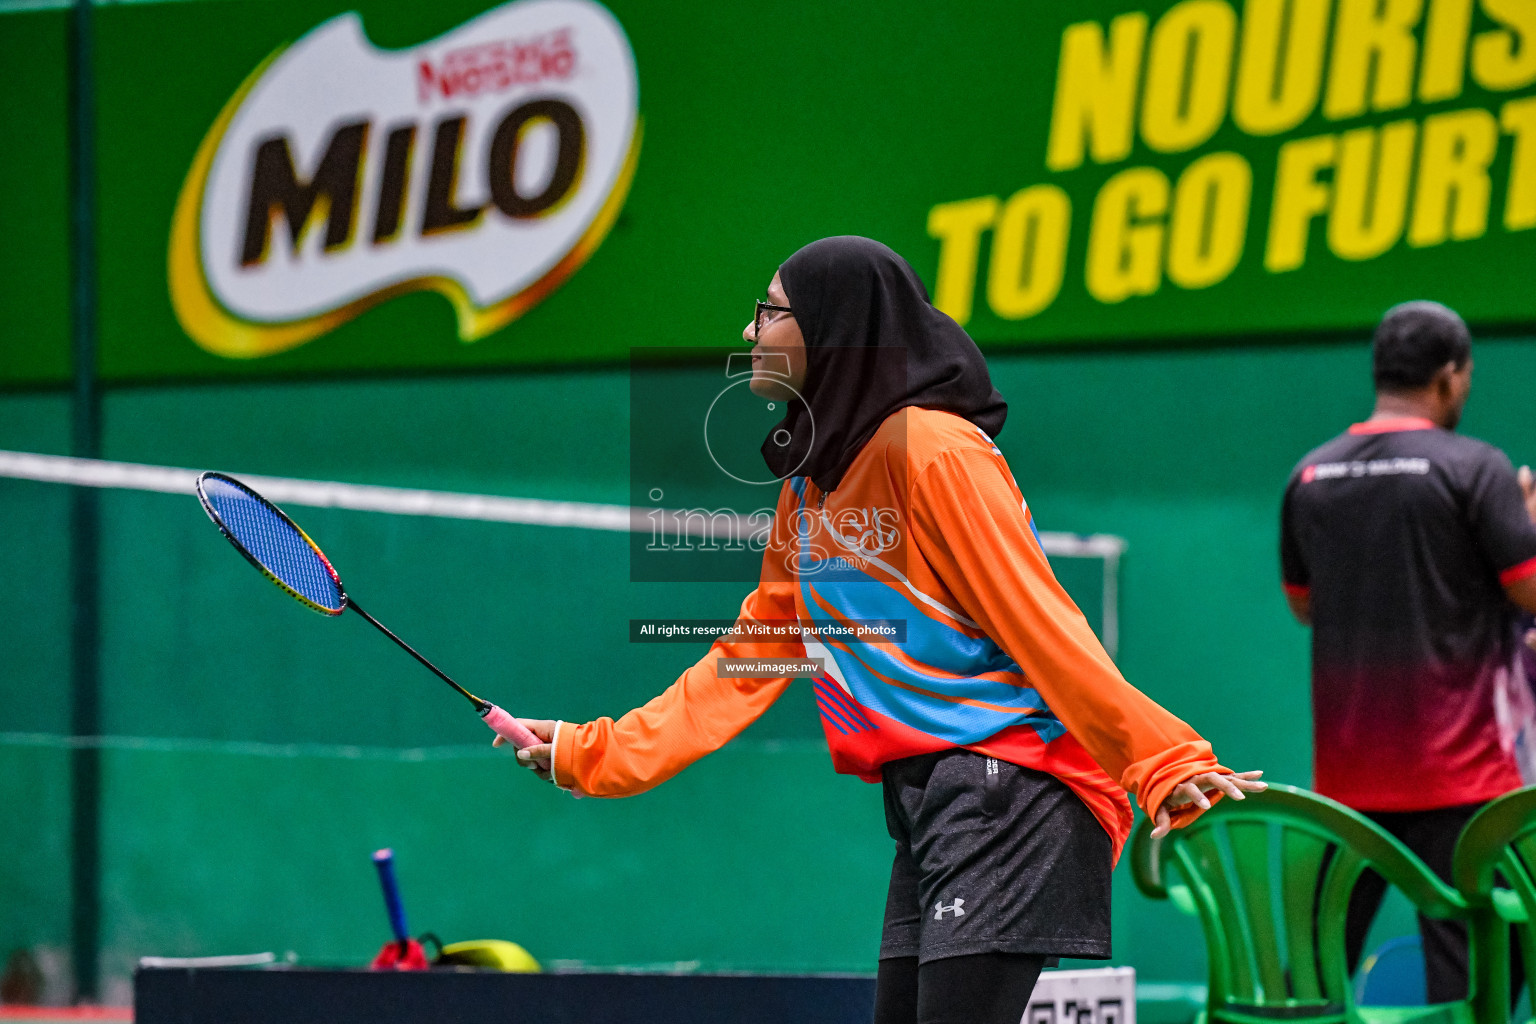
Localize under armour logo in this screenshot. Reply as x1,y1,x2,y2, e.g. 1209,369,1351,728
933,898,966,920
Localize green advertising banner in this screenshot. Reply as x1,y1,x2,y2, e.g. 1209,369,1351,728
1,0,1534,385
0,8,71,387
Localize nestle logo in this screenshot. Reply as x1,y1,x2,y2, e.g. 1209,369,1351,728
418,28,574,104
172,0,638,359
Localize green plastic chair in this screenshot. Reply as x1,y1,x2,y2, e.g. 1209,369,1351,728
1130,783,1480,1024
1453,785,1536,1022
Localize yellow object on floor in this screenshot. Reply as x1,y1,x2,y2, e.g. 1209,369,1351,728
436,940,540,973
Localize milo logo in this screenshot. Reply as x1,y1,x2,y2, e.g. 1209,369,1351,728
170,0,640,358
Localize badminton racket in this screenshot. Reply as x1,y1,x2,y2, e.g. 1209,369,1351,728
195,471,548,767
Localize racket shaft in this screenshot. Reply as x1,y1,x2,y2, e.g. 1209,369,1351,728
347,603,549,771
347,602,486,708
372,850,410,945
481,705,550,770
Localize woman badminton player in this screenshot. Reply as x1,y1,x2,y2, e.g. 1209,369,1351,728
506,236,1265,1024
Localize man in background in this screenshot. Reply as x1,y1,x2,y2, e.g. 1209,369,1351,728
1280,301,1536,1000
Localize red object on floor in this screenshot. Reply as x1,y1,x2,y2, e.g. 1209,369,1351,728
369,939,429,971
0,1009,132,1021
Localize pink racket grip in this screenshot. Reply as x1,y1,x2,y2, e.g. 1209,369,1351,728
480,704,551,771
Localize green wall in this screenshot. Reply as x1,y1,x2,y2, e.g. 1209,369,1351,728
8,335,1534,998
0,395,73,973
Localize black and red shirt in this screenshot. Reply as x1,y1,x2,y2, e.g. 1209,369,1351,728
1281,417,1536,811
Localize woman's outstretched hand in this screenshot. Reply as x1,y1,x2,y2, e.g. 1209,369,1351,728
1150,770,1267,839
493,718,556,783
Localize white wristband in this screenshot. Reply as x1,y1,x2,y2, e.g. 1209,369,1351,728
550,720,568,791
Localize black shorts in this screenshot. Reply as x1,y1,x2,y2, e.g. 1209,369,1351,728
878,749,1113,964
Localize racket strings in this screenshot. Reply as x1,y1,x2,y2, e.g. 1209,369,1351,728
202,479,343,613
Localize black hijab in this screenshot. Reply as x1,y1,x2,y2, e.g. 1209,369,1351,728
760,236,1008,492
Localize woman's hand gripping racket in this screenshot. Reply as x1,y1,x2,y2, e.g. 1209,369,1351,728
195,472,549,770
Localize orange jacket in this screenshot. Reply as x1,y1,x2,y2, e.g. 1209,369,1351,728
553,408,1225,856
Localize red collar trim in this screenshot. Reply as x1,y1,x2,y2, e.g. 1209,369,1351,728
1348,417,1437,435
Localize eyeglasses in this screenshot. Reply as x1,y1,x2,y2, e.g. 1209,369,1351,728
754,300,794,341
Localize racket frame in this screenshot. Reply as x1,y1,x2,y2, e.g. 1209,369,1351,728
196,471,346,617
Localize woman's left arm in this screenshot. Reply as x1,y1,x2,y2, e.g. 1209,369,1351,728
908,446,1263,832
